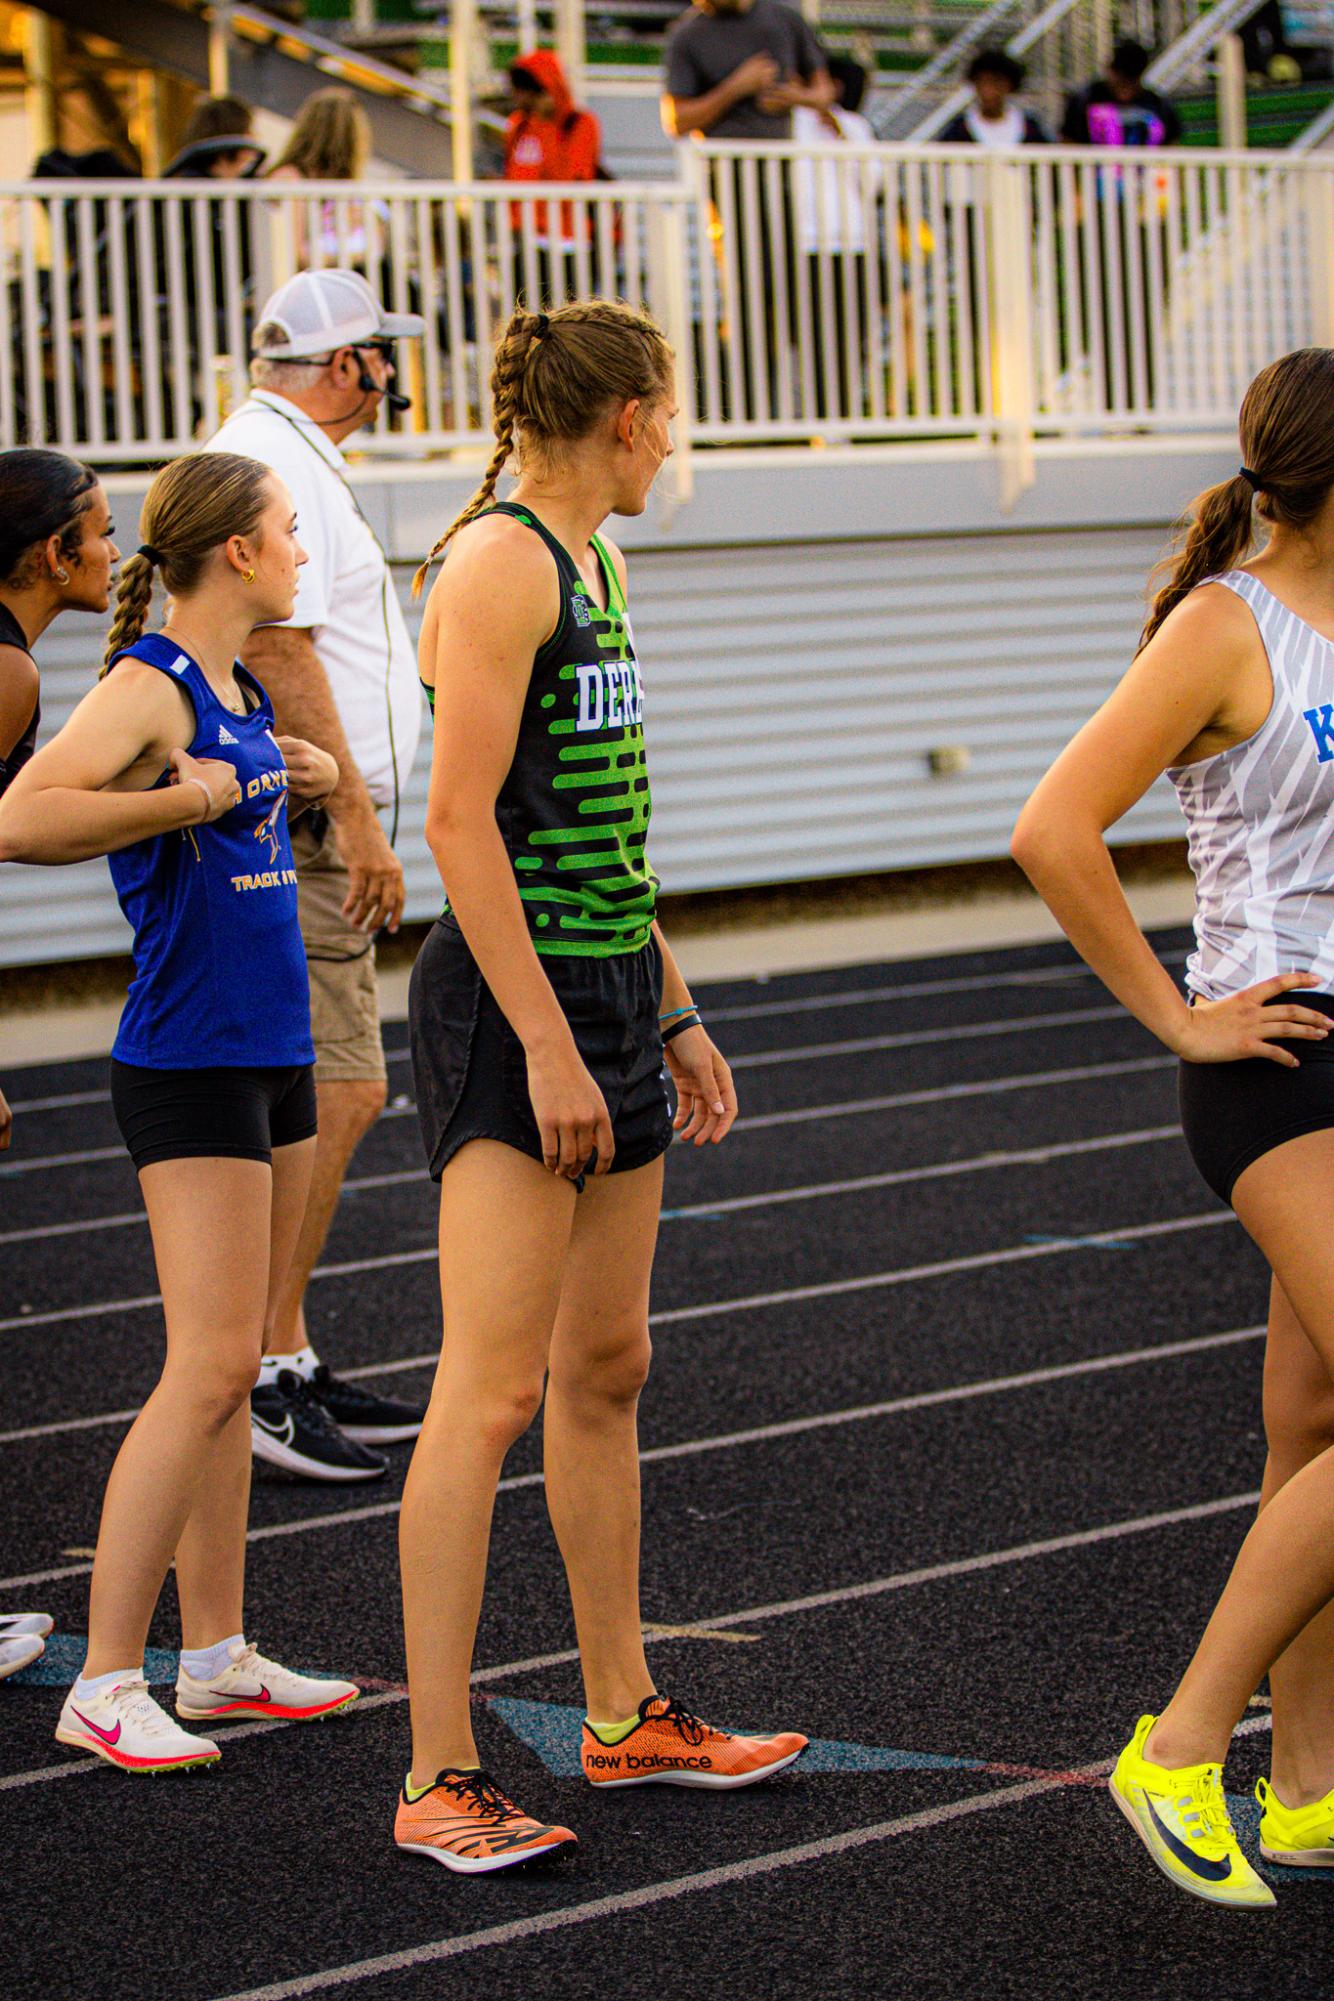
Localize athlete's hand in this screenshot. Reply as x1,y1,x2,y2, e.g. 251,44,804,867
526,1038,616,1178
276,735,338,806
0,1082,11,1153
168,748,242,823
666,1027,737,1145
1174,971,1332,1069
334,800,405,935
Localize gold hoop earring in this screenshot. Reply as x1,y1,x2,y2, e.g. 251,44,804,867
242,568,256,584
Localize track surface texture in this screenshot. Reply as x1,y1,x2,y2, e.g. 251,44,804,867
2,925,1325,1999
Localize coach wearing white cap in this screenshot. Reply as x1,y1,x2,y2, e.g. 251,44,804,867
207,267,428,1483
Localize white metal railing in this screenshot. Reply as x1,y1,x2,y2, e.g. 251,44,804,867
2,145,1332,483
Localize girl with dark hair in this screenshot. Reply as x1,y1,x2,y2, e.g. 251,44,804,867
1014,347,1334,1905
0,447,115,1679
395,301,805,1874
939,50,1050,144
0,451,359,1769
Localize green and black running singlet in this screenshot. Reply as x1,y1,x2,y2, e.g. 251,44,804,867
427,502,657,959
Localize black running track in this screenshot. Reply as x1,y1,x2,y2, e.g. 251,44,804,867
2,926,1327,2000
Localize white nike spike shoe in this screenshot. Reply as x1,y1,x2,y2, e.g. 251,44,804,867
56,1675,220,1772
175,1638,359,1723
0,1611,55,1641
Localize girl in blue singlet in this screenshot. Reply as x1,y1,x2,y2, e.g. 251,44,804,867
0,448,117,1685
0,451,362,1771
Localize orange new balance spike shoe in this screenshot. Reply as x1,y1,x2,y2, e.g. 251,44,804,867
394,1769,577,1875
582,1694,808,1789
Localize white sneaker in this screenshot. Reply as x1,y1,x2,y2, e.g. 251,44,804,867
0,1612,55,1679
56,1675,220,1772
175,1639,359,1723
0,1633,46,1679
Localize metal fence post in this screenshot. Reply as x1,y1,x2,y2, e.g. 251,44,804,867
647,194,695,518
1218,34,1247,151
556,0,587,104
209,3,233,95
987,153,1036,509
451,0,478,184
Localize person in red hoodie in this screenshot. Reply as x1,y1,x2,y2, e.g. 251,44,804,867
504,50,603,304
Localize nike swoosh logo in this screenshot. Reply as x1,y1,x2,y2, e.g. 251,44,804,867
251,1411,294,1446
1144,1795,1233,1882
72,1706,121,1746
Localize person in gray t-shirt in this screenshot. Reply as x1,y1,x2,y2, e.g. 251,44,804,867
662,0,833,141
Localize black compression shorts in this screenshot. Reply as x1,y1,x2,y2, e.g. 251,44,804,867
110,1060,318,1170
1178,991,1334,1204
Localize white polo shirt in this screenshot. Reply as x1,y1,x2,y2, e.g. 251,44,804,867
206,390,421,824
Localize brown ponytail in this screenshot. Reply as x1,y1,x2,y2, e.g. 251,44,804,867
102,452,273,674
413,298,674,597
1141,347,1334,649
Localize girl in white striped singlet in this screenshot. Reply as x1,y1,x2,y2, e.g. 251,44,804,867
1014,348,1334,1908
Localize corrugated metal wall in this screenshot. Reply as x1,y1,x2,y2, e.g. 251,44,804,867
0,522,1182,968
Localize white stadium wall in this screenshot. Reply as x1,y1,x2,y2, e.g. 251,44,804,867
0,447,1226,969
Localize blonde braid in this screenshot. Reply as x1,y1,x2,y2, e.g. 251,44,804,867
412,309,539,598
101,555,156,677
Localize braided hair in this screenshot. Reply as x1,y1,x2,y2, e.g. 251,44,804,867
413,298,674,597
1141,348,1334,649
102,452,273,674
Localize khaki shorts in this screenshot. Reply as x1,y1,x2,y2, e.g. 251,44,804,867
291,813,387,1086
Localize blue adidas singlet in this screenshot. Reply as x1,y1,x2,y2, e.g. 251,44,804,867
108,635,313,1069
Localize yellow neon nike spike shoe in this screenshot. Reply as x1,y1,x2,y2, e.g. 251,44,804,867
1109,1714,1275,1910
1256,1775,1334,1867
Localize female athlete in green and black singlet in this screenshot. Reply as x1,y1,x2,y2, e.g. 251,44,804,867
395,301,807,1873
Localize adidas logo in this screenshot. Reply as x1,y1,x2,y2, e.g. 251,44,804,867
218,724,239,745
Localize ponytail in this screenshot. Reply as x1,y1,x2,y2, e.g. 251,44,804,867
1140,474,1255,651
102,552,157,674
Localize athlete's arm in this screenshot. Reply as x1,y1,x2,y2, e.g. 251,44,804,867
652,921,738,1146
241,624,404,934
0,665,239,864
421,516,616,1178
0,645,38,762
1012,585,1331,1067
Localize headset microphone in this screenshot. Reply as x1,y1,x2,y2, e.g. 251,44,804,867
359,364,411,413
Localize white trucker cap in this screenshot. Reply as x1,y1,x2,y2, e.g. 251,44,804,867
253,268,424,358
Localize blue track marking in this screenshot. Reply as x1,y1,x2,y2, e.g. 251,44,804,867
9,1633,180,1686
488,1697,988,1778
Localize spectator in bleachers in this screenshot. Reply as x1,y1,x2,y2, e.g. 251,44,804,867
939,51,1051,145
268,88,379,265
503,51,603,304
661,0,834,140
164,96,265,180
793,56,880,419
1061,40,1181,146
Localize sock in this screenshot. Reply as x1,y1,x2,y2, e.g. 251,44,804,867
179,1632,243,1682
74,1665,140,1698
258,1345,319,1386
405,1765,480,1802
586,1713,644,1745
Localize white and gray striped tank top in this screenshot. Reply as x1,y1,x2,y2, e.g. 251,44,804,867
1170,570,1334,1000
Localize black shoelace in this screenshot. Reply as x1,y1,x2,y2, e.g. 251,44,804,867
441,1770,519,1821
656,1697,707,1748
276,1370,350,1441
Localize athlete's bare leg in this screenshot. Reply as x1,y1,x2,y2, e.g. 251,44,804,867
1144,1130,1334,1786
267,1077,385,1356
399,1141,576,1782
81,1155,285,1678
544,1157,662,1724
174,1136,318,1648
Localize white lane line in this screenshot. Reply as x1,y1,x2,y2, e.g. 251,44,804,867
201,1704,1267,2001
0,1002,1147,1179
0,1121,1201,1340
0,1325,1260,1587
0,1489,1261,1795
0,1057,1176,1247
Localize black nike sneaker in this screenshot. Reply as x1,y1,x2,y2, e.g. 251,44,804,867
250,1370,387,1483
308,1362,427,1445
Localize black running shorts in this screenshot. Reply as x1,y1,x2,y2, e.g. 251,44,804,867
408,915,674,1184
1178,991,1334,1204
110,1060,318,1171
